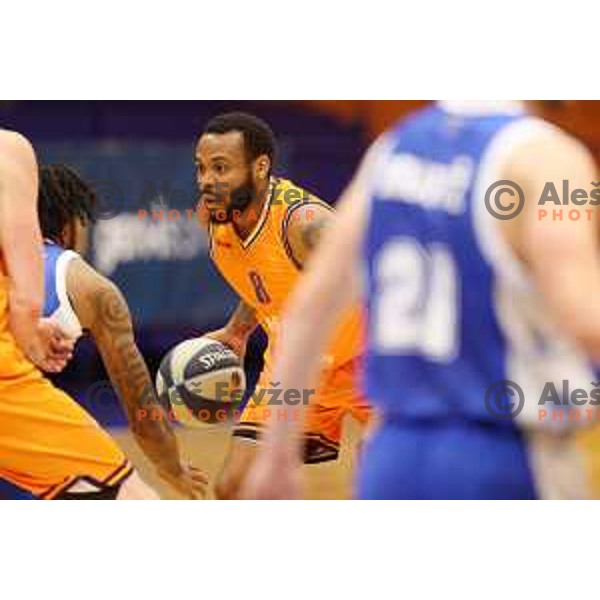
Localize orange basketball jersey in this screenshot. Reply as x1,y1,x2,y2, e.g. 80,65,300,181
208,177,363,368
0,252,131,499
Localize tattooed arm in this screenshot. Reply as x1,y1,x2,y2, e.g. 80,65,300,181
204,299,258,359
282,202,334,268
67,257,207,498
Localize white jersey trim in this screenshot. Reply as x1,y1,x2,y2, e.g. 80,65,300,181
471,116,558,291
53,250,83,340
439,100,526,116
472,117,600,437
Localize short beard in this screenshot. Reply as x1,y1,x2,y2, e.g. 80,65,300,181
208,178,256,224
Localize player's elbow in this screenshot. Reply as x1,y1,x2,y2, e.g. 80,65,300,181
529,254,600,362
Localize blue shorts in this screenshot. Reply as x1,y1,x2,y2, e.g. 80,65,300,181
357,418,536,499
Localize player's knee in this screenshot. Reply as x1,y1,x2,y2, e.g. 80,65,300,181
117,471,160,500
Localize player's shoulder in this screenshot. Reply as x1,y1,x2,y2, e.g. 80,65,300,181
502,116,596,181
272,177,331,218
0,128,32,151
0,129,36,171
65,256,130,330
274,179,334,267
513,116,589,153
66,254,122,307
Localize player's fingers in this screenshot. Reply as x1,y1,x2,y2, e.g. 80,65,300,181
47,353,72,366
190,480,208,498
165,474,206,499
186,473,208,497
49,338,74,355
52,338,75,352
188,467,209,484
41,357,57,370
45,348,71,364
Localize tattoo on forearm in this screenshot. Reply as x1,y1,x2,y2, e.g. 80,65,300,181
93,287,160,412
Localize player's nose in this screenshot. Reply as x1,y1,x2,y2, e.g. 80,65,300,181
199,170,217,189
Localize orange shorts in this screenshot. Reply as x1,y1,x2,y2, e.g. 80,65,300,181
0,368,131,499
233,357,371,463
576,424,600,498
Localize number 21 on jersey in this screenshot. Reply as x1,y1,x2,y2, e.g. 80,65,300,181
372,238,459,361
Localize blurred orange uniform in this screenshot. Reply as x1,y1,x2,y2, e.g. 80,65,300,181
0,256,131,499
208,177,370,462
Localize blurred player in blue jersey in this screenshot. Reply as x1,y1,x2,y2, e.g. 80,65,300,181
241,101,600,499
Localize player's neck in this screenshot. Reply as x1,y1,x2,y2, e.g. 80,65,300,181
232,179,271,241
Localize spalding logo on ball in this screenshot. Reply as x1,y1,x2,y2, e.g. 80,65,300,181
156,337,246,427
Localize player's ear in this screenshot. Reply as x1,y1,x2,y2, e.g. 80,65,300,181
253,154,270,181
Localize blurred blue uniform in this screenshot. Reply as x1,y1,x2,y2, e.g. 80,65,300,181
359,101,561,499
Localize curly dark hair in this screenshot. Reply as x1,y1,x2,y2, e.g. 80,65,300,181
38,164,97,244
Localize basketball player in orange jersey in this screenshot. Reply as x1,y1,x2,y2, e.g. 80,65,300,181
0,133,199,499
195,112,371,499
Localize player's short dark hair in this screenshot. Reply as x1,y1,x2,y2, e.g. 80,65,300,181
38,164,97,244
203,112,277,173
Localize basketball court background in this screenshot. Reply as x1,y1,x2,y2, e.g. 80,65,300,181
2,101,600,499
112,418,363,499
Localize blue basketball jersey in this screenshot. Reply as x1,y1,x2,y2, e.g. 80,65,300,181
362,102,600,427
43,240,83,340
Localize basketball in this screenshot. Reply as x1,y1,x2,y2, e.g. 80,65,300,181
156,337,246,427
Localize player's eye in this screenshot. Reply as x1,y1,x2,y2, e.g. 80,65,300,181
214,163,228,175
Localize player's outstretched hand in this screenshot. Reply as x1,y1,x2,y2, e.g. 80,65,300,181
32,318,75,373
238,450,303,500
158,463,209,499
